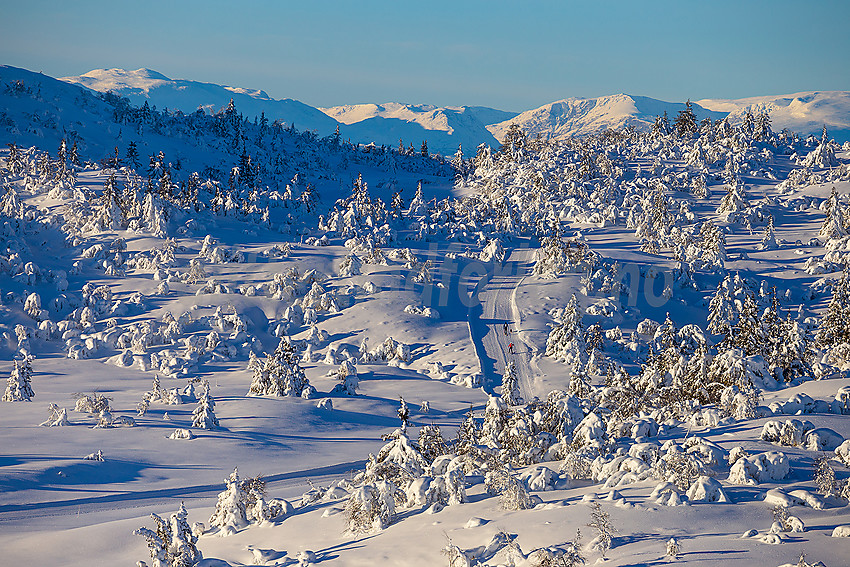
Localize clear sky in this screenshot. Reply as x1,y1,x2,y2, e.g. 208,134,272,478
2,0,849,112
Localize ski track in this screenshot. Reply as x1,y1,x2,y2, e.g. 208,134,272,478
469,247,538,402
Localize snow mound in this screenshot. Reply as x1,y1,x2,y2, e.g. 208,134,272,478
728,451,790,485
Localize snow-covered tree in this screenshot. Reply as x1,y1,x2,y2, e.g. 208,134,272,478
39,403,70,426
134,503,201,567
208,468,248,534
247,338,312,397
546,294,586,367
3,357,34,402
586,501,616,557
191,381,219,430
716,181,749,214
759,214,779,250
813,455,837,496
344,481,396,533
665,537,680,559
673,100,698,137
501,361,522,405
816,269,850,349
333,360,359,395
819,186,847,240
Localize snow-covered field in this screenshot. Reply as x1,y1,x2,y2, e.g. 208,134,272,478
2,65,850,567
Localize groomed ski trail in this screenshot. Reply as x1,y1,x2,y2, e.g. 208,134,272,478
468,247,538,402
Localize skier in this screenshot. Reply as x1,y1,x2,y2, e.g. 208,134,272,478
508,342,514,354
503,322,509,335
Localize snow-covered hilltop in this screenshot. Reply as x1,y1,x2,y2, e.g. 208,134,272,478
487,94,725,142
61,67,340,136
58,67,850,153
698,91,850,144
320,102,517,156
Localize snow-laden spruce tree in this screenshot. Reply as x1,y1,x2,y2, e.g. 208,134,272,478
546,294,586,367
480,238,505,263
802,127,839,169
134,502,201,567
363,426,428,483
586,501,616,557
94,172,125,230
716,181,749,214
666,537,680,559
813,455,837,496
345,480,397,534
191,381,218,430
698,220,726,270
208,468,248,535
3,357,34,402
338,253,362,277
407,181,427,218
759,214,779,250
501,361,522,406
247,338,312,397
819,186,847,240
816,269,850,349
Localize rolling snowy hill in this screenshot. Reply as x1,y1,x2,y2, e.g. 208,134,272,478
61,68,341,136
320,102,517,156
698,91,850,143
487,94,726,142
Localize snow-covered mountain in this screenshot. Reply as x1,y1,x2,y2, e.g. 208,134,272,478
487,94,725,142
698,91,850,143
61,68,340,136
320,102,517,155
57,68,850,152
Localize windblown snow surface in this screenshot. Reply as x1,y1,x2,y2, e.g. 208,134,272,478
1,64,850,567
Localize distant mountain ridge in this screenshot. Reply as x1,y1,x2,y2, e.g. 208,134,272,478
61,68,340,136
320,102,518,155
58,68,850,150
697,91,850,143
487,94,726,142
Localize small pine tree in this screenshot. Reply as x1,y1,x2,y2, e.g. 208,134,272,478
3,357,34,402
674,100,698,137
397,396,410,431
816,269,850,348
134,502,201,567
665,537,680,559
813,455,837,496
247,338,312,397
759,214,779,250
191,381,218,430
501,361,522,405
208,468,248,534
587,501,616,557
819,186,846,240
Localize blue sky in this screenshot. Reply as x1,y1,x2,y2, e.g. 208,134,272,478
2,0,848,111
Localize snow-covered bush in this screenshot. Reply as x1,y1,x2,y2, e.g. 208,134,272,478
344,481,396,533
39,403,70,426
134,503,202,567
247,339,312,397
359,336,411,364
686,475,730,503
332,360,359,395
728,451,790,485
208,468,248,535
